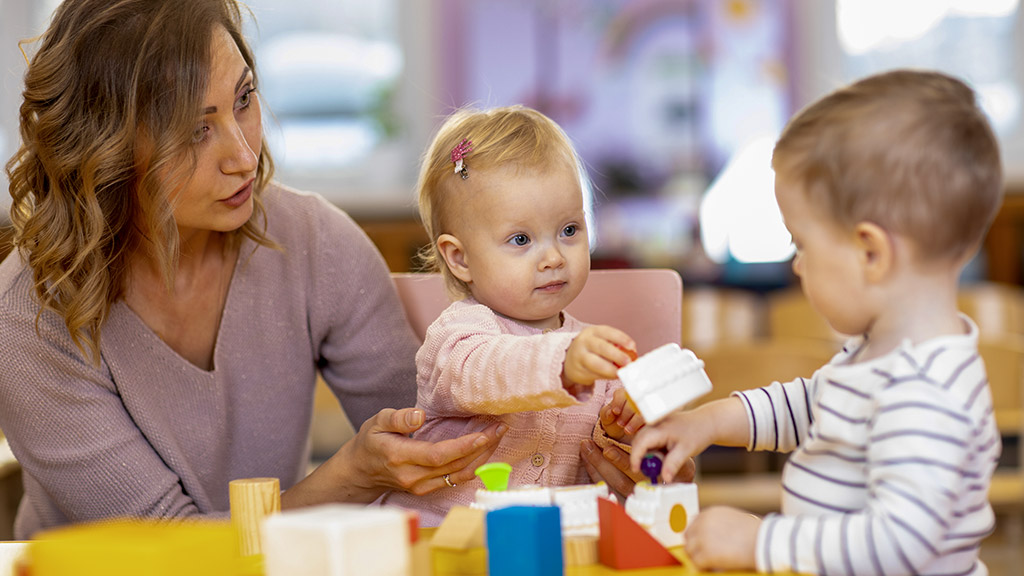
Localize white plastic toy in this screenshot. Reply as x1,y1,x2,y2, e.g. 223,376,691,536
617,343,712,424
625,481,700,548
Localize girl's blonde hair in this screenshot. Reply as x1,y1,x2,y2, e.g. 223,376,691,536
416,105,590,297
773,69,1003,262
5,0,277,364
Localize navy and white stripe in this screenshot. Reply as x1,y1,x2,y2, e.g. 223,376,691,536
734,316,999,575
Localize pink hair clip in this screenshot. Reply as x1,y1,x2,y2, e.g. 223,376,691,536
450,138,473,180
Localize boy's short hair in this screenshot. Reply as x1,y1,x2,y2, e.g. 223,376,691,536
416,105,590,297
772,69,1003,262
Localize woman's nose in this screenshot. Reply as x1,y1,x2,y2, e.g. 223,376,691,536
221,121,258,175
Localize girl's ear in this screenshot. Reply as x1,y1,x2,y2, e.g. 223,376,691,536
437,233,472,284
854,221,893,284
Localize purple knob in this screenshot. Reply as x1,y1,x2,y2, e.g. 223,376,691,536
640,453,663,484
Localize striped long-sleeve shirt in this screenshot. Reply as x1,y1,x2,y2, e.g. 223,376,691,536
735,316,999,575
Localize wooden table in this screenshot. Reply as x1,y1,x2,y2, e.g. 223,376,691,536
418,527,778,576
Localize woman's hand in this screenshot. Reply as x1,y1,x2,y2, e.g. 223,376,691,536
283,407,505,508
579,439,695,502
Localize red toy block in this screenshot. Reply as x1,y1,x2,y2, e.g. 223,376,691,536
597,497,681,570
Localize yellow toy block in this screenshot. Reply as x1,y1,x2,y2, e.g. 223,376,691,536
29,519,242,576
430,506,487,576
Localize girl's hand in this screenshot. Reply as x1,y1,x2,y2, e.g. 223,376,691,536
684,506,760,571
600,388,645,440
563,325,636,390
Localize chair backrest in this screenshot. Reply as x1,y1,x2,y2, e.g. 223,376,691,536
390,269,682,355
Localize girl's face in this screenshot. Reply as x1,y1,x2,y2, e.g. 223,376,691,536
166,25,262,242
442,162,590,331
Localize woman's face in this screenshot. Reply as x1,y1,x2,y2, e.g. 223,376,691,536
167,25,262,240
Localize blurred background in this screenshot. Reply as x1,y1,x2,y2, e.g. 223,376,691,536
3,0,1024,290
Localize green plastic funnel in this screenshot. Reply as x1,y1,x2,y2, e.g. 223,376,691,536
474,462,512,491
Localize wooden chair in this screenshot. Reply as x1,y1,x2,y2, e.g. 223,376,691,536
681,287,765,350
977,335,1024,517
959,282,1024,338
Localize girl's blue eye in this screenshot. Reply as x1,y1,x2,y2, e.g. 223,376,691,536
563,225,577,237
511,234,529,246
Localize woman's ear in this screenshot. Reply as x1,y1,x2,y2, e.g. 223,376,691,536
437,233,472,284
854,222,893,284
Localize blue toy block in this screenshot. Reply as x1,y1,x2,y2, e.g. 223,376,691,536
485,506,563,576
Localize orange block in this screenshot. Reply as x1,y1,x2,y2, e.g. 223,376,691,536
596,497,681,570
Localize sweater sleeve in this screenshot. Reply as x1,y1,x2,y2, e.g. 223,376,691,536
416,304,578,416
306,195,419,426
0,289,213,534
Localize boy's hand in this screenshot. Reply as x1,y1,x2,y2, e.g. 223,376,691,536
629,409,710,483
562,325,636,390
600,388,645,440
684,506,760,571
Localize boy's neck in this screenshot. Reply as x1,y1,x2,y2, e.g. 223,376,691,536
854,265,965,363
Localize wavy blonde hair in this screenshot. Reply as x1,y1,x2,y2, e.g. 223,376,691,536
416,105,591,298
5,0,277,364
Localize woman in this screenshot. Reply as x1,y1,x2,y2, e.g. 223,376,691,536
0,0,508,539
1,0,653,539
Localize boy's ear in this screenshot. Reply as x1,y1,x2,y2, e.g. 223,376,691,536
854,221,893,283
437,233,472,284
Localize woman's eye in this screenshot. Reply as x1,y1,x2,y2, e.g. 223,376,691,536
563,225,577,237
236,86,255,110
510,234,529,246
192,124,210,144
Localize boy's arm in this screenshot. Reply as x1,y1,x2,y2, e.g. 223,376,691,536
630,396,750,482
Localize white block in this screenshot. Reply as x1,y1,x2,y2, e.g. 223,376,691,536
552,483,610,537
625,482,700,548
618,343,712,424
262,504,409,576
472,485,552,512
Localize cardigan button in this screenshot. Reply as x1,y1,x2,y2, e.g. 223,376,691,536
531,453,545,467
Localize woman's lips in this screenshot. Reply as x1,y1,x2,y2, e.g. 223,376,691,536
221,181,253,208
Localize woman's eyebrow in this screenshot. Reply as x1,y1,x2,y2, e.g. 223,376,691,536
202,67,253,115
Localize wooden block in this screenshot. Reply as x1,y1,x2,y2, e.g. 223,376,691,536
563,536,598,567
430,547,488,576
229,477,280,557
486,506,563,576
261,504,408,576
431,506,486,550
618,343,712,424
597,497,680,570
430,506,488,576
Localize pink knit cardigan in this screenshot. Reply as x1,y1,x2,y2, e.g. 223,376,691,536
383,299,619,526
